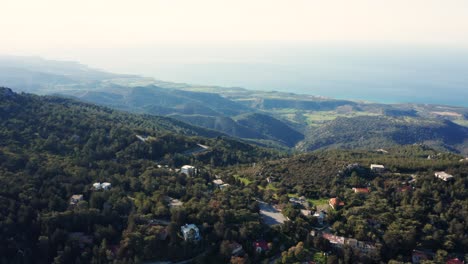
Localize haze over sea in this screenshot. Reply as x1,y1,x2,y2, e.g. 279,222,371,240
72,44,468,107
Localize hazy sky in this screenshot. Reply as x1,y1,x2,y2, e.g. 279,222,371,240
1,0,468,106
2,0,468,55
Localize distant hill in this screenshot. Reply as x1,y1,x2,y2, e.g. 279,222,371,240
299,116,468,154
243,97,357,111
167,112,304,147
1,56,468,153
59,86,305,147
234,113,305,147
0,87,278,167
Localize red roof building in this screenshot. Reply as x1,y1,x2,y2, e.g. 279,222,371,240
253,240,269,253
398,186,412,192
329,198,345,209
446,258,464,264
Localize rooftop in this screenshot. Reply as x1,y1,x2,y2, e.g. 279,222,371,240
352,187,370,193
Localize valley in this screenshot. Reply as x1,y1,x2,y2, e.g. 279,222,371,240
1,56,468,155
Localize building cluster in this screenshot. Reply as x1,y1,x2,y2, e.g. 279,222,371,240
320,232,379,254
92,182,112,190
411,250,463,264
212,179,230,189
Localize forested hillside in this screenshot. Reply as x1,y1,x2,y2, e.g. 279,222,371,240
0,87,467,263
2,56,468,153
0,87,280,263
300,116,468,154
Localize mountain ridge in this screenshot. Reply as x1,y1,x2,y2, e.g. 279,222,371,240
1,56,467,154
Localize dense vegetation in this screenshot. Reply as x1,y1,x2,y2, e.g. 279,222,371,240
1,57,468,264
233,146,468,263
0,88,282,263
300,116,468,154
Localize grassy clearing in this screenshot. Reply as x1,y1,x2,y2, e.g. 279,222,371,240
312,252,328,264
234,175,252,185
287,193,300,198
303,111,380,126
308,198,329,206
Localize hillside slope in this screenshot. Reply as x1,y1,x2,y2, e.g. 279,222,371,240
0,87,283,263
0,87,279,165
234,113,305,146
299,116,468,154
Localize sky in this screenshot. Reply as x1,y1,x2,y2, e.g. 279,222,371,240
1,0,468,54
1,0,468,106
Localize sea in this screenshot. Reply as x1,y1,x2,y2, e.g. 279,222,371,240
81,44,468,107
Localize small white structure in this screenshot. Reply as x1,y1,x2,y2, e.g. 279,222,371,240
213,179,229,189
70,194,84,205
181,224,201,241
370,164,385,172
213,179,224,186
101,182,112,190
181,165,196,176
92,182,112,190
136,135,149,142
434,171,454,181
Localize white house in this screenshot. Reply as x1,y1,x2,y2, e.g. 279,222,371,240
92,183,102,190
181,165,196,176
101,182,112,190
370,164,385,172
434,171,454,181
181,224,201,241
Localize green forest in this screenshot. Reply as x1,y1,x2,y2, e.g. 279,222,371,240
0,87,467,264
